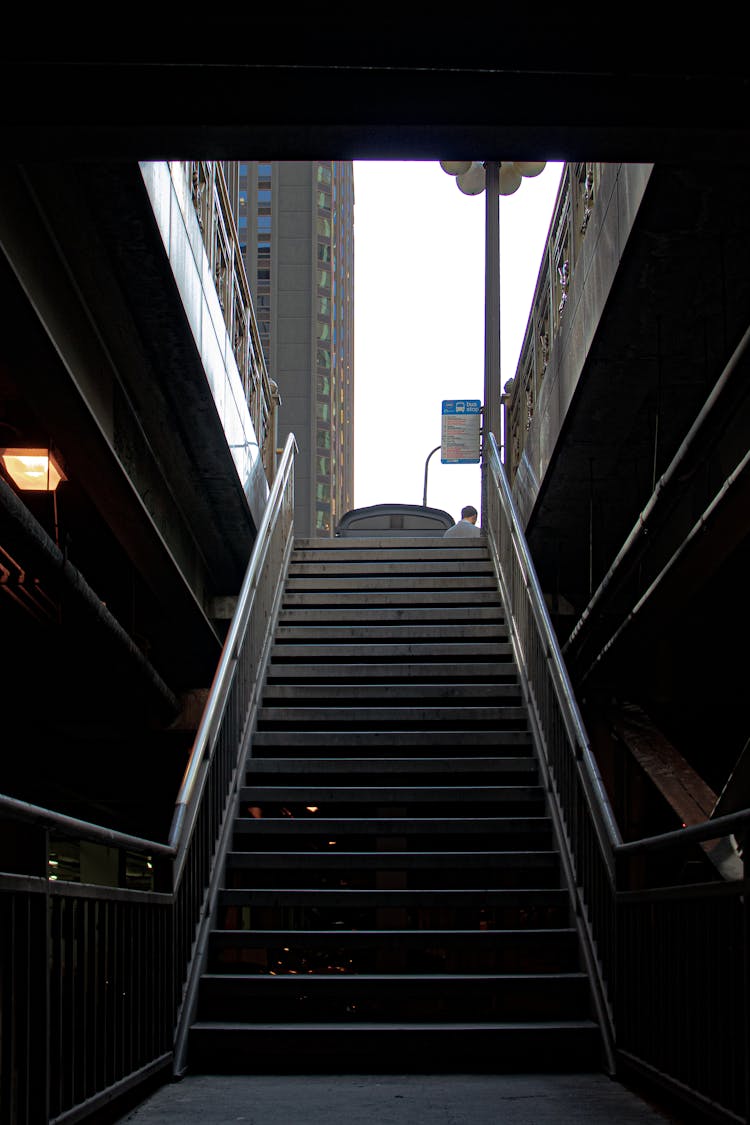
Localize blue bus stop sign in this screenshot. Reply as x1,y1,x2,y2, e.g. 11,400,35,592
441,400,481,463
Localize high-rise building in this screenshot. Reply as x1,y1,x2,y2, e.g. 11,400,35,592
238,160,355,536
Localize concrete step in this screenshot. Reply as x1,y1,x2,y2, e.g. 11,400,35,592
196,971,590,1022
188,1019,602,1073
251,730,533,751
263,662,518,683
274,621,503,639
238,784,544,805
206,927,581,973
223,851,560,890
294,537,490,551
270,642,515,661
285,576,499,591
255,705,528,727
216,887,571,937
292,547,492,563
260,683,522,702
274,625,508,643
288,560,495,577
244,756,536,777
278,605,504,622
232,816,554,848
282,590,502,606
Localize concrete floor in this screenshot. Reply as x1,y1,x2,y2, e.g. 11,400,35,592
115,1073,684,1124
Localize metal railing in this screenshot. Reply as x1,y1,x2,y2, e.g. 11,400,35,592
486,431,748,1123
614,810,749,1123
485,432,620,1069
168,433,297,1073
0,435,297,1124
503,162,603,482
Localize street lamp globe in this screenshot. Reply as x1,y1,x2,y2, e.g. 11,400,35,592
439,161,473,176
456,162,486,195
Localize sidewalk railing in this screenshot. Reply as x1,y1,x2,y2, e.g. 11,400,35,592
0,435,297,1125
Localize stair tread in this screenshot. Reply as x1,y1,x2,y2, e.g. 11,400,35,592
283,591,502,605
265,663,516,679
209,927,575,939
252,732,532,746
225,850,558,865
219,887,568,901
279,612,503,621
239,786,541,800
201,972,586,983
261,683,520,697
245,757,535,770
285,579,499,590
192,1019,598,1031
191,532,600,1068
233,817,551,833
257,706,526,721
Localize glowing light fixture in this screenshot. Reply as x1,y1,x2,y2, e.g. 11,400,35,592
1,448,66,491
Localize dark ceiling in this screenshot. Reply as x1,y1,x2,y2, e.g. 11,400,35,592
2,28,748,162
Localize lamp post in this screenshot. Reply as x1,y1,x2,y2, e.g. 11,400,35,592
439,160,546,520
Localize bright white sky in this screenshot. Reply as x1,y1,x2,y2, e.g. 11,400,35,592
352,160,564,525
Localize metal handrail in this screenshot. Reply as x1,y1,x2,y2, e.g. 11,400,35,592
0,434,297,1123
169,432,297,874
0,793,172,859
484,430,619,1072
616,807,749,858
486,432,621,856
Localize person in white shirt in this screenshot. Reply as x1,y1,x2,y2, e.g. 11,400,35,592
444,505,481,537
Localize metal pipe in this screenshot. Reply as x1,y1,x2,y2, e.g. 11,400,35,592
422,445,440,507
579,444,750,684
564,321,750,659
482,161,501,524
616,806,750,857
0,792,172,857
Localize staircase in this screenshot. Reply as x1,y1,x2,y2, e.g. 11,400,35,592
189,536,601,1072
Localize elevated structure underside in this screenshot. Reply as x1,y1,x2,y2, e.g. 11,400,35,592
1,35,749,835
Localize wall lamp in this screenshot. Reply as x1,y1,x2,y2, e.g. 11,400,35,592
0,449,66,492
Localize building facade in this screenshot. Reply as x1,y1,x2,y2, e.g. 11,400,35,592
238,161,355,536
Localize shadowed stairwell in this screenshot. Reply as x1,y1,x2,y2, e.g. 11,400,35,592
188,536,603,1072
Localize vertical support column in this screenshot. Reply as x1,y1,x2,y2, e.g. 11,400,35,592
482,161,501,524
